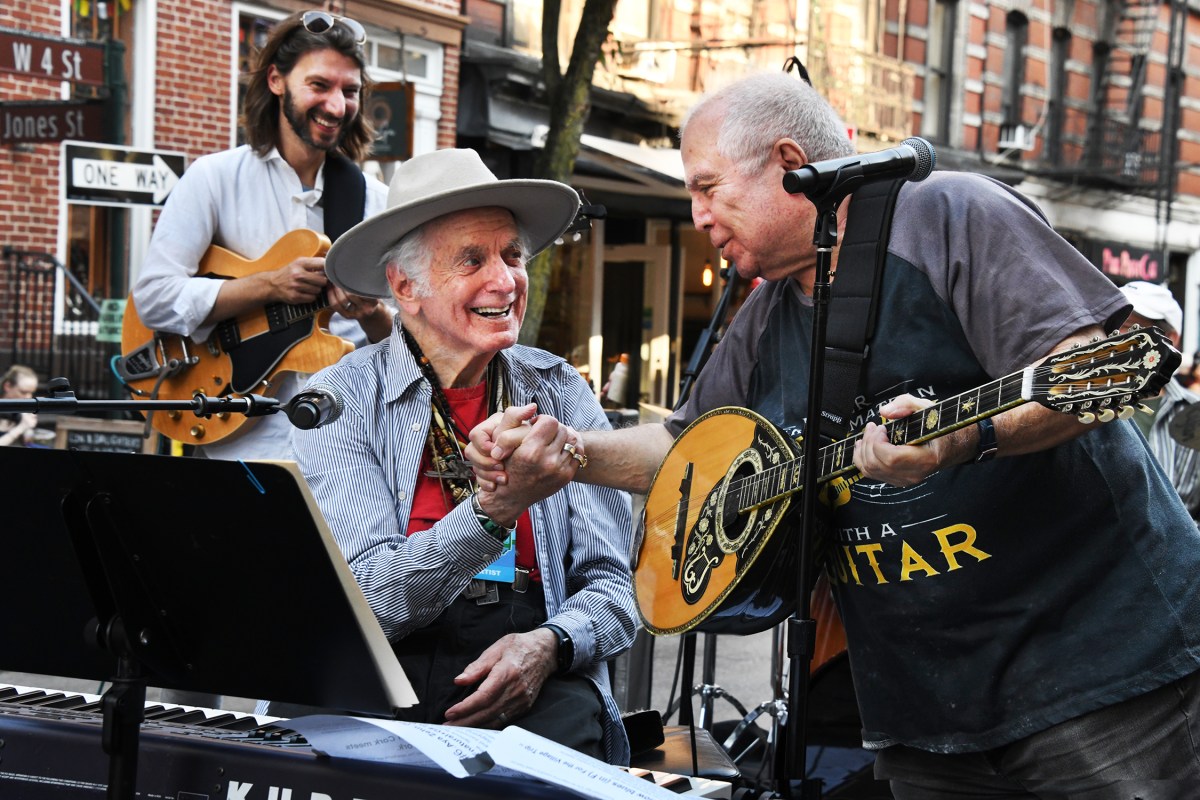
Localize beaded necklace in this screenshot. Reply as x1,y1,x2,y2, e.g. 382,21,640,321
402,327,507,507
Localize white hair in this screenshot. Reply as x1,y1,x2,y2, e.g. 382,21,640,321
680,71,856,176
381,227,434,297
379,216,533,299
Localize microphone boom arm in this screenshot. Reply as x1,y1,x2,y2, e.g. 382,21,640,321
0,378,280,419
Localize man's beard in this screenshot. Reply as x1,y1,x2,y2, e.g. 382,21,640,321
282,87,345,152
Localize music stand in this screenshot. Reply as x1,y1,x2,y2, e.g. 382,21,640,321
0,447,416,799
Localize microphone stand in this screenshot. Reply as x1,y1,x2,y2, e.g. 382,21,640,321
0,376,281,420
778,169,865,800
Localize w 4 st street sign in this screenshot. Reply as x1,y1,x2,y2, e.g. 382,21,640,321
64,141,187,208
1,27,106,86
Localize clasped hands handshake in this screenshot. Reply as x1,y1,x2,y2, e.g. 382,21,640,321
465,403,586,522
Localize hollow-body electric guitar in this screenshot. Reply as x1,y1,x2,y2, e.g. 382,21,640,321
634,326,1180,636
118,229,352,445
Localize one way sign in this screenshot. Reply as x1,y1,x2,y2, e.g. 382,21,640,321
63,141,187,208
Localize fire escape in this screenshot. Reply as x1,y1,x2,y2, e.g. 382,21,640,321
1073,0,1187,213
1081,0,1160,189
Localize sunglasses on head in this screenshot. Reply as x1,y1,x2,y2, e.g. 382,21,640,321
300,10,367,46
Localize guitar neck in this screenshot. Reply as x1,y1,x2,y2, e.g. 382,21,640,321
739,367,1031,511
274,291,330,324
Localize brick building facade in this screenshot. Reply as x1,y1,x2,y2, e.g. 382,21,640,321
1,1,464,394
878,0,1200,355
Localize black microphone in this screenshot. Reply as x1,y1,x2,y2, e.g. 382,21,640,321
783,136,936,196
286,385,344,430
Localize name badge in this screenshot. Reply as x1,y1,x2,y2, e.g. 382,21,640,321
473,530,515,583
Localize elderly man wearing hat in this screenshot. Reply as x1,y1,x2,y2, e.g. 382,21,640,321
286,148,637,763
1119,280,1200,520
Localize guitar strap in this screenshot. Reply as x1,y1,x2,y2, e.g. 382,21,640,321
818,177,906,442
321,151,368,242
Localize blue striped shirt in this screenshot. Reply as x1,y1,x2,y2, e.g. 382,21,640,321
292,324,638,763
1140,379,1200,519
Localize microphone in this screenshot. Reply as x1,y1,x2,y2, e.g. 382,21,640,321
783,136,936,197
286,385,344,430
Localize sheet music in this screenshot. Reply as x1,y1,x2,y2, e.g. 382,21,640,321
286,715,720,799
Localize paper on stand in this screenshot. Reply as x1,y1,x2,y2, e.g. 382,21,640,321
287,715,720,799
488,725,711,800
285,714,501,777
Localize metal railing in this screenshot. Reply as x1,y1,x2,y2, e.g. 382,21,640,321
1055,117,1164,194
2,246,121,401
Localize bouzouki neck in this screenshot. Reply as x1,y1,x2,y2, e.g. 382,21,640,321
743,329,1173,512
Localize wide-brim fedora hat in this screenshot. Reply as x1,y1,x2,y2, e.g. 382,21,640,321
325,148,580,298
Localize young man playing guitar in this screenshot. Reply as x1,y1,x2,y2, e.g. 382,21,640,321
470,71,1200,798
132,9,392,460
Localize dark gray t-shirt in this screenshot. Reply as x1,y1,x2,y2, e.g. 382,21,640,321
667,171,1200,753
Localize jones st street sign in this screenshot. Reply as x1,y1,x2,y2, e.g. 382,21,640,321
0,27,106,87
1,100,104,144
64,141,187,208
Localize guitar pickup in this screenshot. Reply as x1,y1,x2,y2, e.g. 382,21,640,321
265,302,290,333
216,319,242,352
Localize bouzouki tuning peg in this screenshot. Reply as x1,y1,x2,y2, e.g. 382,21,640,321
1078,412,1097,424
1118,406,1136,420
1137,404,1154,415
1098,409,1116,423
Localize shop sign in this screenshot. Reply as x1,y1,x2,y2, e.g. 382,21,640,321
367,82,414,161
1092,240,1163,283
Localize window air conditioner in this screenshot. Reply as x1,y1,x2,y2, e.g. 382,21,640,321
998,123,1034,151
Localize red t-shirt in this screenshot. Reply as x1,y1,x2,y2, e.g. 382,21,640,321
405,382,540,582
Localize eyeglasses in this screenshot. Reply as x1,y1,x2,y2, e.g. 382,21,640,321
300,10,367,46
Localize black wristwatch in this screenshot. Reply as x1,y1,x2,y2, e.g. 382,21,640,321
540,622,574,674
471,493,514,542
975,417,999,463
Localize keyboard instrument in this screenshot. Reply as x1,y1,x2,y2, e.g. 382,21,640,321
0,684,577,799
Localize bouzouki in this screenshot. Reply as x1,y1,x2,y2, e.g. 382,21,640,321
118,229,353,445
634,326,1180,636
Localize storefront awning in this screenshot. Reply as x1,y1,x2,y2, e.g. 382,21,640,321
575,135,687,200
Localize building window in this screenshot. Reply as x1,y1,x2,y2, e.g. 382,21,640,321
68,0,140,305
925,0,958,144
464,0,508,47
512,0,545,51
377,42,430,81
1046,26,1071,165
1001,11,1029,127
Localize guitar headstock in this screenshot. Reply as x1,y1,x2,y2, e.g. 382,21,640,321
1033,326,1181,422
